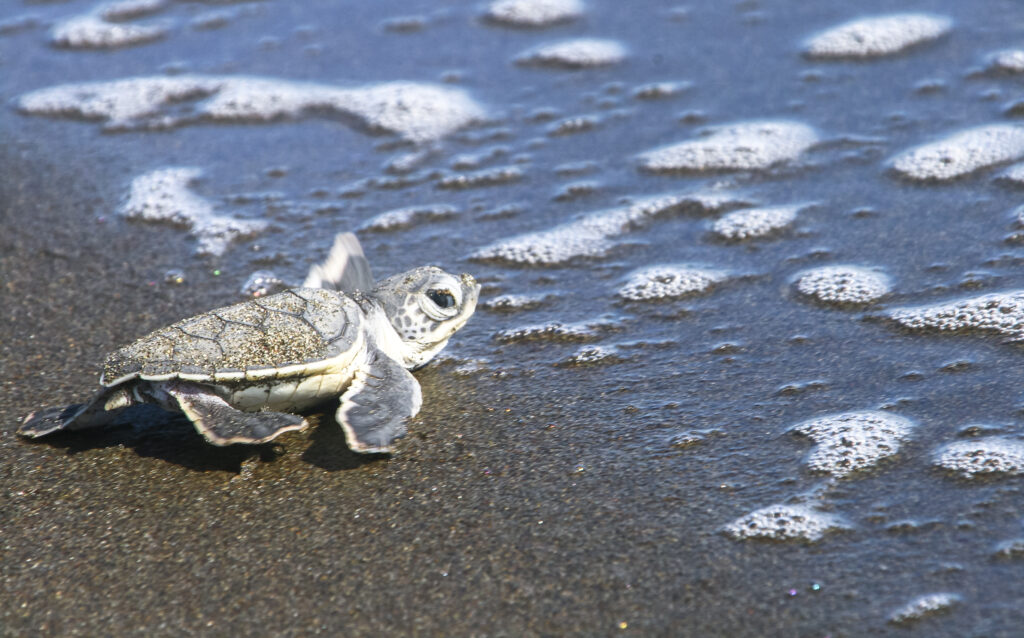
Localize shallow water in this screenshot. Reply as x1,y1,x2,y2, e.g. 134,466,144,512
3,0,1024,635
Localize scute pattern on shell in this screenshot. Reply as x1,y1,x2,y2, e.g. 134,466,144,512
102,288,358,384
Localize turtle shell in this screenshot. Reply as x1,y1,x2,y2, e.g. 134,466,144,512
101,288,364,387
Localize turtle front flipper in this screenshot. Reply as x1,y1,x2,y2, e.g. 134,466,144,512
336,353,422,454
164,382,308,446
303,232,375,292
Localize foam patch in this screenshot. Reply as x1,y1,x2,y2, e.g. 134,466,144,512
638,121,818,172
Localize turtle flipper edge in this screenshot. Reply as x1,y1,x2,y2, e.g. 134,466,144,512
336,353,422,454
164,381,307,446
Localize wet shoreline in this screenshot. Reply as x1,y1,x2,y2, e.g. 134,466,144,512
5,1,1024,635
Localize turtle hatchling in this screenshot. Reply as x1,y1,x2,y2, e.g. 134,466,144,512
19,233,480,453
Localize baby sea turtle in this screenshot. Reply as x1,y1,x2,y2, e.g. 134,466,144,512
19,233,480,453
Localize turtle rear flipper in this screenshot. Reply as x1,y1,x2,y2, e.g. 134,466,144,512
336,352,422,454
18,390,122,438
165,382,308,446
19,405,89,437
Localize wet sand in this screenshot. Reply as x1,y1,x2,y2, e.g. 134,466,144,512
0,149,890,636
5,1,1024,635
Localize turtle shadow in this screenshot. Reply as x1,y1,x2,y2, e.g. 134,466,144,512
30,404,283,473
24,404,384,473
301,411,388,472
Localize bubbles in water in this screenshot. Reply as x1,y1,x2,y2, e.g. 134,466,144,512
668,430,711,449
992,538,1024,560
794,265,891,305
803,14,952,59
484,0,584,27
888,291,1024,341
515,38,628,69
121,167,267,256
618,265,726,301
379,15,427,33
986,49,1024,74
495,320,611,344
437,166,524,189
241,270,287,298
470,191,750,265
18,76,486,142
887,593,960,625
790,411,914,478
546,114,601,136
637,121,818,173
932,437,1024,478
712,205,800,240
552,180,601,201
890,124,1024,181
450,146,508,170
723,504,851,543
190,10,234,31
52,2,168,49
482,293,551,312
632,81,691,100
560,345,624,366
993,162,1024,186
358,204,459,232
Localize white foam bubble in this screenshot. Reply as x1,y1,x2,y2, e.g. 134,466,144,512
791,411,914,478
515,38,627,69
723,504,850,542
795,265,891,305
358,204,458,232
638,121,818,172
993,538,1024,560
437,165,524,189
618,265,726,301
495,320,609,343
483,293,551,312
485,0,584,27
987,49,1024,73
888,593,960,625
890,124,1024,181
804,14,951,59
18,75,485,142
712,205,800,240
121,168,267,256
933,437,1024,478
470,191,749,265
552,180,601,201
561,345,622,365
632,81,691,100
888,291,1024,340
51,13,167,49
547,114,601,136
995,162,1024,185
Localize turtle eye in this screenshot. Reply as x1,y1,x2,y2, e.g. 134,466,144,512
426,289,456,309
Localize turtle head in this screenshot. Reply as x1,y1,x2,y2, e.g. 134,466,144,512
370,266,480,368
